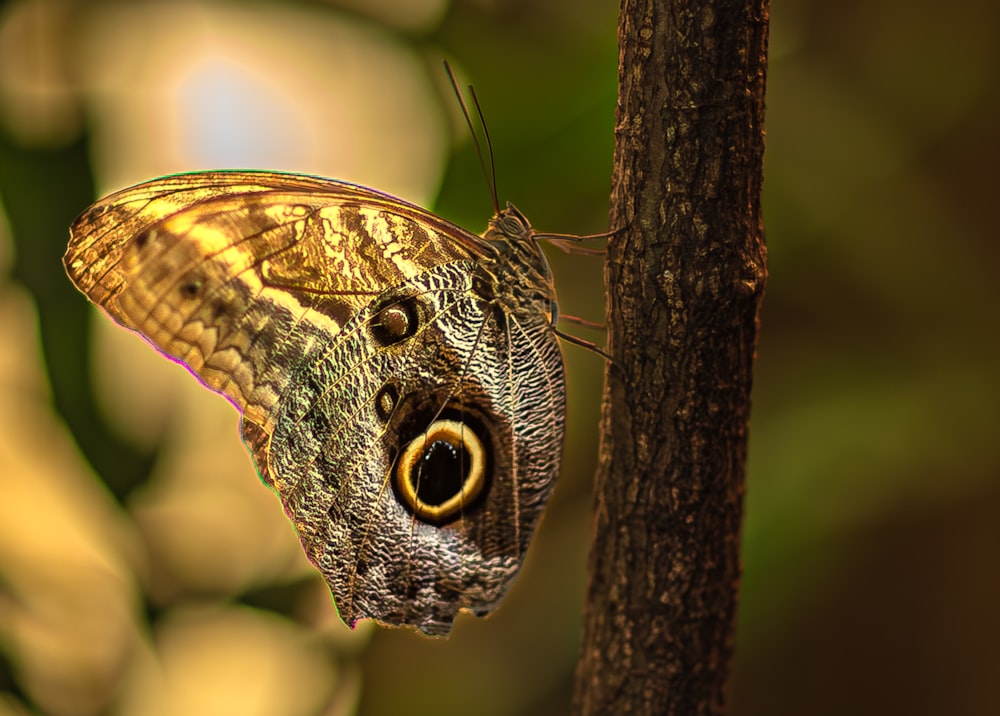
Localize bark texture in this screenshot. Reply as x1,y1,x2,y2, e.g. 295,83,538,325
573,0,769,713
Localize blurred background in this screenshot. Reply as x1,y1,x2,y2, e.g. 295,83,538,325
0,0,996,714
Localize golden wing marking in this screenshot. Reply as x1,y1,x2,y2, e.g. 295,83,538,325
64,170,490,432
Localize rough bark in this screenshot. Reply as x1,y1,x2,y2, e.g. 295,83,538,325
572,0,769,713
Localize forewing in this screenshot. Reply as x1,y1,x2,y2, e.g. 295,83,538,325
63,171,485,436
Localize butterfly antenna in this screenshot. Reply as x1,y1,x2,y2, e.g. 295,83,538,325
443,61,500,215
468,84,500,213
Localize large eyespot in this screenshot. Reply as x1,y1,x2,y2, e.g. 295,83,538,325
370,297,419,346
394,419,487,525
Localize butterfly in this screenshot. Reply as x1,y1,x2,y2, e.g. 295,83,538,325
63,169,567,636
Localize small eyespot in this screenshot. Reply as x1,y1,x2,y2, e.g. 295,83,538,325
370,298,419,346
394,419,487,525
374,383,398,422
179,279,201,298
134,229,153,249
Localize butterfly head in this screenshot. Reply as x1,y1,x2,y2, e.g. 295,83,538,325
486,202,532,243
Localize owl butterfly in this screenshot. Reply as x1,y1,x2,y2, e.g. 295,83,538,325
63,136,579,631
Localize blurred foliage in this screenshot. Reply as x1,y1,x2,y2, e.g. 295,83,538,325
0,0,997,715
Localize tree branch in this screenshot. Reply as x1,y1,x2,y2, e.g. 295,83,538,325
573,0,769,713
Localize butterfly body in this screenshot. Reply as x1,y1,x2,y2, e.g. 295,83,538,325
65,171,565,635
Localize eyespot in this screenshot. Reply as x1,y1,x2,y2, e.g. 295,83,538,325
394,419,487,525
370,297,419,346
179,278,202,298
374,382,398,422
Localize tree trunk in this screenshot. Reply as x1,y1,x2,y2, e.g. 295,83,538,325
572,0,769,713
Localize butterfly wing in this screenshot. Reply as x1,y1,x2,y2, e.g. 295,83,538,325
65,171,565,635
65,172,488,426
